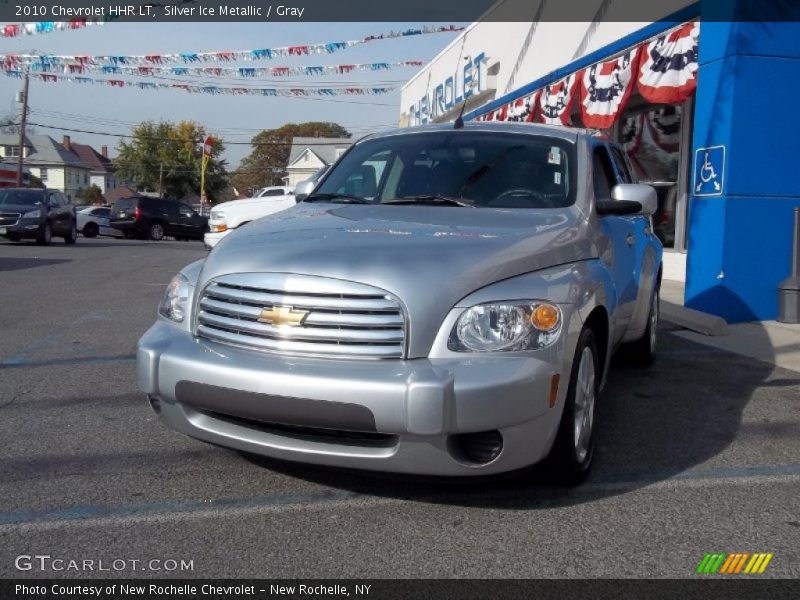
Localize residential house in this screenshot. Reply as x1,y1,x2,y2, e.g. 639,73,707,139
69,142,120,195
284,137,352,187
0,133,92,202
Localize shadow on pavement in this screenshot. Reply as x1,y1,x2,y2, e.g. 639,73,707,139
0,257,71,271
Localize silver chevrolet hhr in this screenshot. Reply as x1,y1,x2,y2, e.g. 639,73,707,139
138,122,662,484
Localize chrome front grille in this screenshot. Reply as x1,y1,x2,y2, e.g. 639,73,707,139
0,212,20,226
195,273,406,359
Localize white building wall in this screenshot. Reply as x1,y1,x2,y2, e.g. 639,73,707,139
400,0,694,125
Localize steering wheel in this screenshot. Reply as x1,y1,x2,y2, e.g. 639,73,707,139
487,188,558,208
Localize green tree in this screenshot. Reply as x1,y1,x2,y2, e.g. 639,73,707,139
76,184,103,205
27,174,45,189
231,122,350,194
114,120,228,201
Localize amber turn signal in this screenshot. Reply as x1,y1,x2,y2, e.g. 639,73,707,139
530,303,559,331
211,224,228,233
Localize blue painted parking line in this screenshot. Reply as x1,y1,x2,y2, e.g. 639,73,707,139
0,354,136,369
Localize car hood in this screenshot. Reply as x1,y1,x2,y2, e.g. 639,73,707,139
200,203,592,357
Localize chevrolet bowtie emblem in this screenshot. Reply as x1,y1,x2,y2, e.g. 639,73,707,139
258,305,309,327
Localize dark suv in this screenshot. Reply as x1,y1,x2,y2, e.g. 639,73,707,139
0,188,77,245
109,196,209,241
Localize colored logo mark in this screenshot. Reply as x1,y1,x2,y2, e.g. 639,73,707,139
696,552,774,574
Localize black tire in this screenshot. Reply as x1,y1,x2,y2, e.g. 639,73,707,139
36,222,52,246
64,220,77,244
546,327,601,485
83,222,99,238
620,286,659,368
148,222,165,241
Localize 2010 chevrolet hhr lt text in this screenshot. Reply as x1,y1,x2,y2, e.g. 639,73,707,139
137,122,662,483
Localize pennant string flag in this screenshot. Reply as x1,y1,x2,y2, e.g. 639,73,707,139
5,69,397,98
23,60,427,78
0,20,104,38
0,25,463,67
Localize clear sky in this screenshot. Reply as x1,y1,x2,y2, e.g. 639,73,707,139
0,22,464,167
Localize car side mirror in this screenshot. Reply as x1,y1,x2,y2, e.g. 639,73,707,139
294,180,315,202
596,183,657,217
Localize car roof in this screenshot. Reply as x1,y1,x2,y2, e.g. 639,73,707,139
359,121,591,144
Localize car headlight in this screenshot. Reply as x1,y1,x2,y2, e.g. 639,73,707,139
159,273,190,323
210,210,225,220
448,301,562,352
22,210,40,219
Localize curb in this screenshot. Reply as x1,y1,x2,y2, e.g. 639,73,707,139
661,300,729,336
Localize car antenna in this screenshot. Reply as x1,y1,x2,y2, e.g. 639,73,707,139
453,98,468,129
453,54,473,130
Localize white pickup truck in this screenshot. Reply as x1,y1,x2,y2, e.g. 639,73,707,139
204,193,296,249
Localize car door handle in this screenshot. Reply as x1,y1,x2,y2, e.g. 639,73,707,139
626,233,635,247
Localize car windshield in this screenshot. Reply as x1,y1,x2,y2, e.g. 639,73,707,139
0,189,44,207
313,131,576,209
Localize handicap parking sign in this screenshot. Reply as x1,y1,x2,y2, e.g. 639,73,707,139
694,145,726,196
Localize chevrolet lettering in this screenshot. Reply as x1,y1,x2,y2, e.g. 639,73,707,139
138,122,662,483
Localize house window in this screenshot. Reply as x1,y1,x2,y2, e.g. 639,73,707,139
5,146,20,157
39,167,48,181
84,173,89,185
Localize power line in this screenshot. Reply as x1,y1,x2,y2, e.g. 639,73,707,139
24,121,377,145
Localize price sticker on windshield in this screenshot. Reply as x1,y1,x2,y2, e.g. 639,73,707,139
548,147,561,165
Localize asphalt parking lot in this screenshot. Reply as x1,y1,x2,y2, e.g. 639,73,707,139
0,236,798,579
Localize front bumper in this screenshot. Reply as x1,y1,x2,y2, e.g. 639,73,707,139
204,229,230,249
138,320,568,476
0,219,43,238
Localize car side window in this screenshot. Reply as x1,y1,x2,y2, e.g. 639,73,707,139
179,203,194,217
58,192,70,205
48,192,60,207
609,146,633,183
592,147,618,202
162,202,180,218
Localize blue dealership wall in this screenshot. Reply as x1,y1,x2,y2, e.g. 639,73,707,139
685,1,800,321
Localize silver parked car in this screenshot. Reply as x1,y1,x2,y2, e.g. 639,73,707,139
138,123,662,483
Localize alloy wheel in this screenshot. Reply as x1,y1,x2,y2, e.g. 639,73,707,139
573,346,596,463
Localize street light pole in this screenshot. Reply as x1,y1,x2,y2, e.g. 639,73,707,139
15,66,30,186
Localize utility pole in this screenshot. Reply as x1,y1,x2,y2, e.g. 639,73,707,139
158,161,164,198
15,66,30,186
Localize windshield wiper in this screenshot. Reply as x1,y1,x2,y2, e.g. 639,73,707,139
382,195,477,208
303,193,371,204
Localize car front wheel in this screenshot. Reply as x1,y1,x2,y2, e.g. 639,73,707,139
546,327,600,485
37,222,51,246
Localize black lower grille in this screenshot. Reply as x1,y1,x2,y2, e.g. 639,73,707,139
200,410,398,449
449,430,504,464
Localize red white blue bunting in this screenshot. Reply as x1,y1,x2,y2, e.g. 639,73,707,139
578,47,641,129
637,22,699,104
539,73,579,126
471,21,699,129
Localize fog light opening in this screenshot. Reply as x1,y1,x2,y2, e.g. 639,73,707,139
448,430,503,465
147,395,162,415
